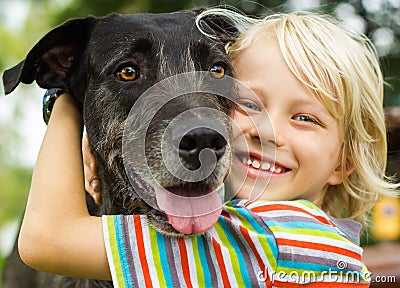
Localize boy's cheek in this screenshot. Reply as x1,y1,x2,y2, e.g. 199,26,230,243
231,113,251,138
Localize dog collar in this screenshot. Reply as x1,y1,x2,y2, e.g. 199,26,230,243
42,88,64,124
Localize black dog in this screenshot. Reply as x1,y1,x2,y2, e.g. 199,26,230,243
2,9,237,288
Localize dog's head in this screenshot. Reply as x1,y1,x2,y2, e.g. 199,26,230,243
3,9,239,235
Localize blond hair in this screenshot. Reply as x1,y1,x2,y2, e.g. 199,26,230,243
197,9,399,225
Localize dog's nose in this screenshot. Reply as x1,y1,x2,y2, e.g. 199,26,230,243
178,128,227,171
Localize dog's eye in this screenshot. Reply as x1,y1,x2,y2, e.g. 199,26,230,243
116,66,139,81
210,64,225,79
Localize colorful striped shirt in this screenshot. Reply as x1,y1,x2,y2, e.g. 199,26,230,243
102,199,370,287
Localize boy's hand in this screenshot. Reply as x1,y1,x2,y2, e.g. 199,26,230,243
83,134,102,204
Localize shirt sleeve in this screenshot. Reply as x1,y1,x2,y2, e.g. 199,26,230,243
102,215,133,288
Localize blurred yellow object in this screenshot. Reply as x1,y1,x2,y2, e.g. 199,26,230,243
371,197,400,241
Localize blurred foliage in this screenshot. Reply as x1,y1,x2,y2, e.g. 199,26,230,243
0,166,31,223
54,0,194,21
1,0,400,283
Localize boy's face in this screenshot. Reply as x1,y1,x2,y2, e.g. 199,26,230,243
228,35,345,205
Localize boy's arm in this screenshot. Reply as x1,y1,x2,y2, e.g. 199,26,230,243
18,93,111,280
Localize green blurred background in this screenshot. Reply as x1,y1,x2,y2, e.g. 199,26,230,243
1,0,400,285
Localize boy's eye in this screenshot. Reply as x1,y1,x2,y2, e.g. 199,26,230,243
238,100,262,112
293,115,318,124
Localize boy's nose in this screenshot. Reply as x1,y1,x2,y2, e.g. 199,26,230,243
249,114,284,147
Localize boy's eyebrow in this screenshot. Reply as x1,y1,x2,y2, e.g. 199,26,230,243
291,97,336,120
287,89,325,106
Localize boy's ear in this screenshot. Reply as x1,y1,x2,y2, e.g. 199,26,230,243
328,157,355,186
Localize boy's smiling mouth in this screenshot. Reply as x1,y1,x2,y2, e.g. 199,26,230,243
235,154,289,175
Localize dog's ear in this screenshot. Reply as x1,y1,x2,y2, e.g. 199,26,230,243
194,9,239,44
3,16,98,98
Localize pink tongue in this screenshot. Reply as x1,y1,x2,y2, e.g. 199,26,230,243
155,186,223,234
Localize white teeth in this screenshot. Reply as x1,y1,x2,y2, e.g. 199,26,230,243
252,160,260,169
261,162,270,170
241,156,284,173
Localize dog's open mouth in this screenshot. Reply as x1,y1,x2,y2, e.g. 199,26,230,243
154,183,225,234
